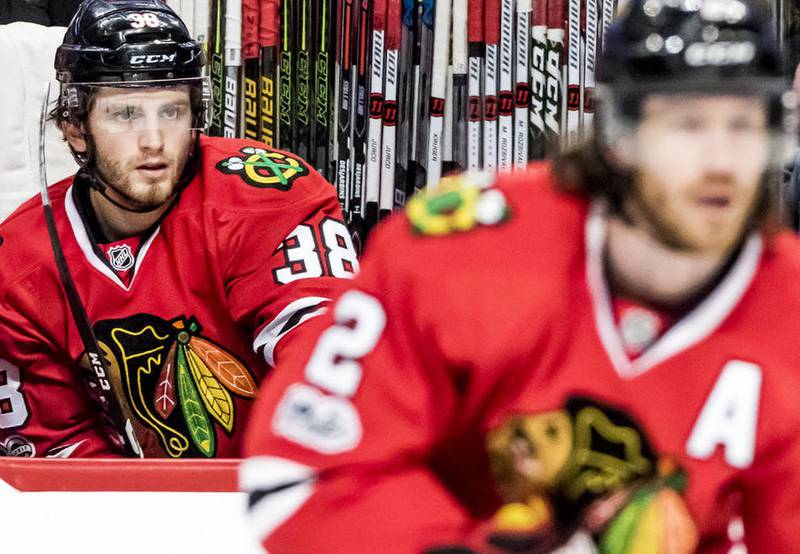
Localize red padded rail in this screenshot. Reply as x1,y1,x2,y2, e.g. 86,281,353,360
0,458,240,492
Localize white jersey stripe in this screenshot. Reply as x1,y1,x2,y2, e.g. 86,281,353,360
253,296,330,367
240,456,315,544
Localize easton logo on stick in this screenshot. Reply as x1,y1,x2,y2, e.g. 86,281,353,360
216,147,307,190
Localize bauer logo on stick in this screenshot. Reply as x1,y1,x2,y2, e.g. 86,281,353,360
216,147,307,190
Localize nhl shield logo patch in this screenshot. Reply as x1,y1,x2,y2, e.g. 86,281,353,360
107,244,135,271
216,147,307,190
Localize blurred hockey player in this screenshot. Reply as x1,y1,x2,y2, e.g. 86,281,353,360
242,0,800,552
0,0,358,459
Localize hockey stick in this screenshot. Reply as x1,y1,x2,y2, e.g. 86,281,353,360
426,0,452,190
366,0,389,230
528,0,547,160
38,82,140,457
545,0,565,154
599,0,615,55
259,0,279,146
335,0,355,216
224,0,242,137
379,0,402,218
349,0,371,245
483,0,501,172
451,0,468,172
582,0,599,134
313,0,334,180
565,0,581,145
294,0,313,161
497,0,514,171
442,37,455,173
243,0,261,141
466,0,483,171
394,0,418,208
209,0,227,136
412,0,436,192
278,0,294,150
513,0,531,170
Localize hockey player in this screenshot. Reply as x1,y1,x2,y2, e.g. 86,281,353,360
0,0,358,459
242,1,800,552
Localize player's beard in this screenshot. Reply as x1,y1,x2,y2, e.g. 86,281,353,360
625,175,761,255
94,146,191,212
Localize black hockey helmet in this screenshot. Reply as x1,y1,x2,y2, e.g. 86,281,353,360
55,0,204,84
53,0,208,131
595,0,796,161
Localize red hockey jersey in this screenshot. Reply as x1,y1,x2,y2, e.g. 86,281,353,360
0,136,358,459
242,165,800,553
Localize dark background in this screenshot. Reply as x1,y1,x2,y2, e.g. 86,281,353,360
0,0,82,26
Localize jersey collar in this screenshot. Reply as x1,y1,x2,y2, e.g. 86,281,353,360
65,185,161,292
585,202,763,379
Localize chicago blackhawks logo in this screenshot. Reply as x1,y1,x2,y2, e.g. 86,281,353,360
216,146,307,190
484,397,698,553
407,172,510,236
80,315,258,458
107,244,134,271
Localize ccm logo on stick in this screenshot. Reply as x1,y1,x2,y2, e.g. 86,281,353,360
129,53,177,65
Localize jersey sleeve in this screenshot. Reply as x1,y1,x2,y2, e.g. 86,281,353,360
240,219,474,553
0,284,119,458
219,170,359,369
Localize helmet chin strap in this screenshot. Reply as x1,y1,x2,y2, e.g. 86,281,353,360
77,131,200,215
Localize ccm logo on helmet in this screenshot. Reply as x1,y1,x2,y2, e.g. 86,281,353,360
684,41,756,67
130,53,177,65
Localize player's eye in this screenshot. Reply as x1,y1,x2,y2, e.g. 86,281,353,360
159,104,178,119
159,103,188,120
673,116,704,132
111,106,142,122
729,117,766,133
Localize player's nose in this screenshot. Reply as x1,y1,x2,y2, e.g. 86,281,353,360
138,127,165,152
700,128,737,175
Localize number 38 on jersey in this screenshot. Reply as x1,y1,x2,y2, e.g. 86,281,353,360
273,218,360,284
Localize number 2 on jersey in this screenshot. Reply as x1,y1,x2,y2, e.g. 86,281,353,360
274,218,360,284
305,290,386,397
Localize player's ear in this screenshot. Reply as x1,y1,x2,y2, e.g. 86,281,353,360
62,121,87,154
